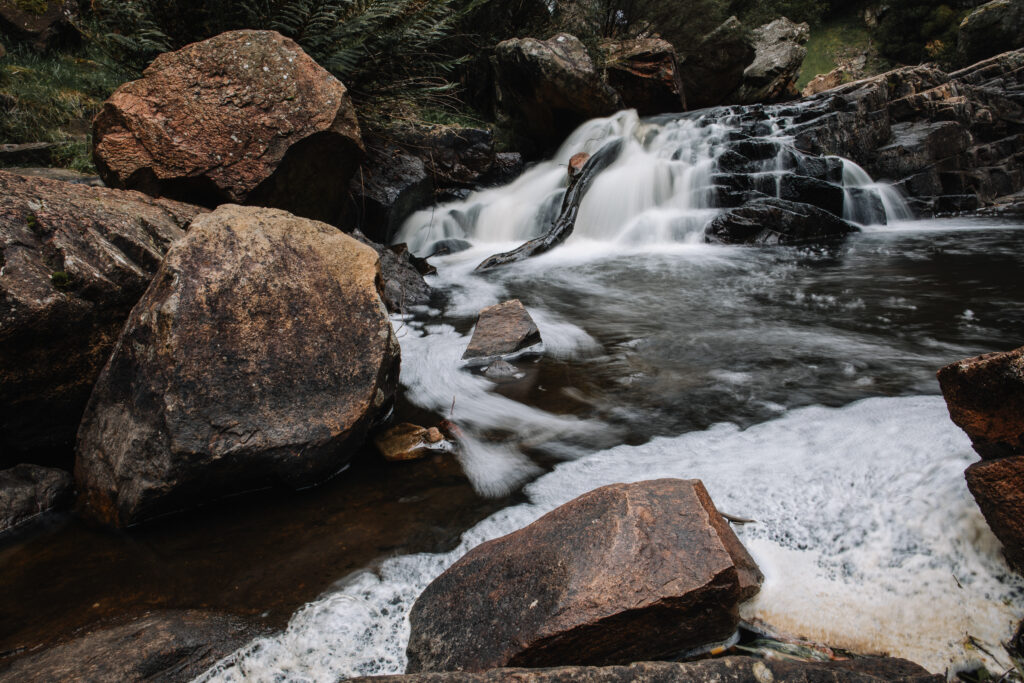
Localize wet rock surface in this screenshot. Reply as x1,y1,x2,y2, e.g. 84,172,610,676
937,345,1024,459
965,455,1024,572
0,464,72,534
0,610,263,683
603,38,686,116
463,299,542,359
355,656,941,682
374,423,449,462
0,170,202,466
352,233,433,313
75,205,400,527
406,479,762,673
705,198,857,245
92,30,363,224
494,33,623,154
732,17,810,104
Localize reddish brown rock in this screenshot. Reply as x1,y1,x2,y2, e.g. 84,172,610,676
937,346,1024,459
374,423,450,462
92,30,363,224
965,455,1024,572
0,170,202,465
354,657,941,682
0,0,77,50
568,152,591,180
75,205,400,527
802,68,846,97
406,479,763,673
603,38,686,116
463,299,542,359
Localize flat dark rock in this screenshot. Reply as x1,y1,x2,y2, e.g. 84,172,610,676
463,300,542,359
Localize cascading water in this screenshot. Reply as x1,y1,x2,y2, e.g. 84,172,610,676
396,109,913,254
197,110,1024,682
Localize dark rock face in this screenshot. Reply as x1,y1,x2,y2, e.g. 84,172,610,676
0,464,72,534
348,141,432,245
75,205,400,527
705,197,857,245
92,30,363,224
0,170,202,466
0,0,77,50
965,456,1024,572
494,33,623,153
463,299,542,359
789,49,1024,214
678,17,756,109
937,346,1024,460
603,38,686,116
406,479,763,673
0,610,262,682
958,0,1024,66
733,17,810,104
355,657,941,682
352,233,432,312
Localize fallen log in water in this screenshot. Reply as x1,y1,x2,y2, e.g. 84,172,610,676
475,138,624,271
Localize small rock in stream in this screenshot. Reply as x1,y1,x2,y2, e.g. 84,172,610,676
483,359,523,381
374,423,452,462
463,300,542,360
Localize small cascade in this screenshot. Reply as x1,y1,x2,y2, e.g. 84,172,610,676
397,107,915,255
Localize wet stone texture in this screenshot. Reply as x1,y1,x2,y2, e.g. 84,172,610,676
75,205,400,527
406,479,763,673
463,299,542,359
965,455,1024,573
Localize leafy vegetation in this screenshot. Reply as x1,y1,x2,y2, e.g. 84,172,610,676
874,1,976,68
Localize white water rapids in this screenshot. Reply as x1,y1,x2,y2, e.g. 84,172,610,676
197,110,1024,681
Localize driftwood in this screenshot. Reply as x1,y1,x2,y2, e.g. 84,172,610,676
475,138,624,271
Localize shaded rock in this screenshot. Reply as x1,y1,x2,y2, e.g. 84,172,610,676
705,197,857,245
425,238,472,258
803,68,846,97
603,37,686,116
779,174,845,215
0,170,202,466
374,423,450,462
75,205,400,527
463,299,542,359
0,142,60,166
389,124,499,189
3,166,103,186
0,610,262,682
406,479,763,673
733,17,810,104
0,0,77,50
937,345,1024,459
958,0,1024,66
965,455,1024,572
494,33,623,153
348,141,432,245
354,656,941,682
352,233,432,312
679,17,756,109
92,30,363,224
0,464,71,534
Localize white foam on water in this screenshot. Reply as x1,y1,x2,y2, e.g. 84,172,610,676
196,396,1024,682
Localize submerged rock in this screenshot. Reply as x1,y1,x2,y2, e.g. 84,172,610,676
356,656,941,682
732,17,810,104
937,345,1024,459
463,299,542,359
93,30,363,224
603,37,686,115
494,33,623,153
704,197,857,245
0,170,202,465
965,455,1024,572
75,205,400,527
0,464,72,534
406,479,763,673
0,610,262,682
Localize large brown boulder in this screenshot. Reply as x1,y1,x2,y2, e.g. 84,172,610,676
0,170,202,466
937,345,1024,459
678,17,756,109
0,610,262,682
732,17,810,104
406,479,763,673
965,456,1024,572
494,33,623,153
353,657,941,682
603,38,686,116
92,30,363,224
75,205,400,527
0,0,77,50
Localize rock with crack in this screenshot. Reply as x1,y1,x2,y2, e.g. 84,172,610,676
731,17,810,104
75,205,400,527
704,197,857,245
92,30,363,224
463,299,542,360
603,37,686,115
406,479,763,673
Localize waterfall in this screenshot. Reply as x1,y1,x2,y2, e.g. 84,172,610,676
396,109,914,255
